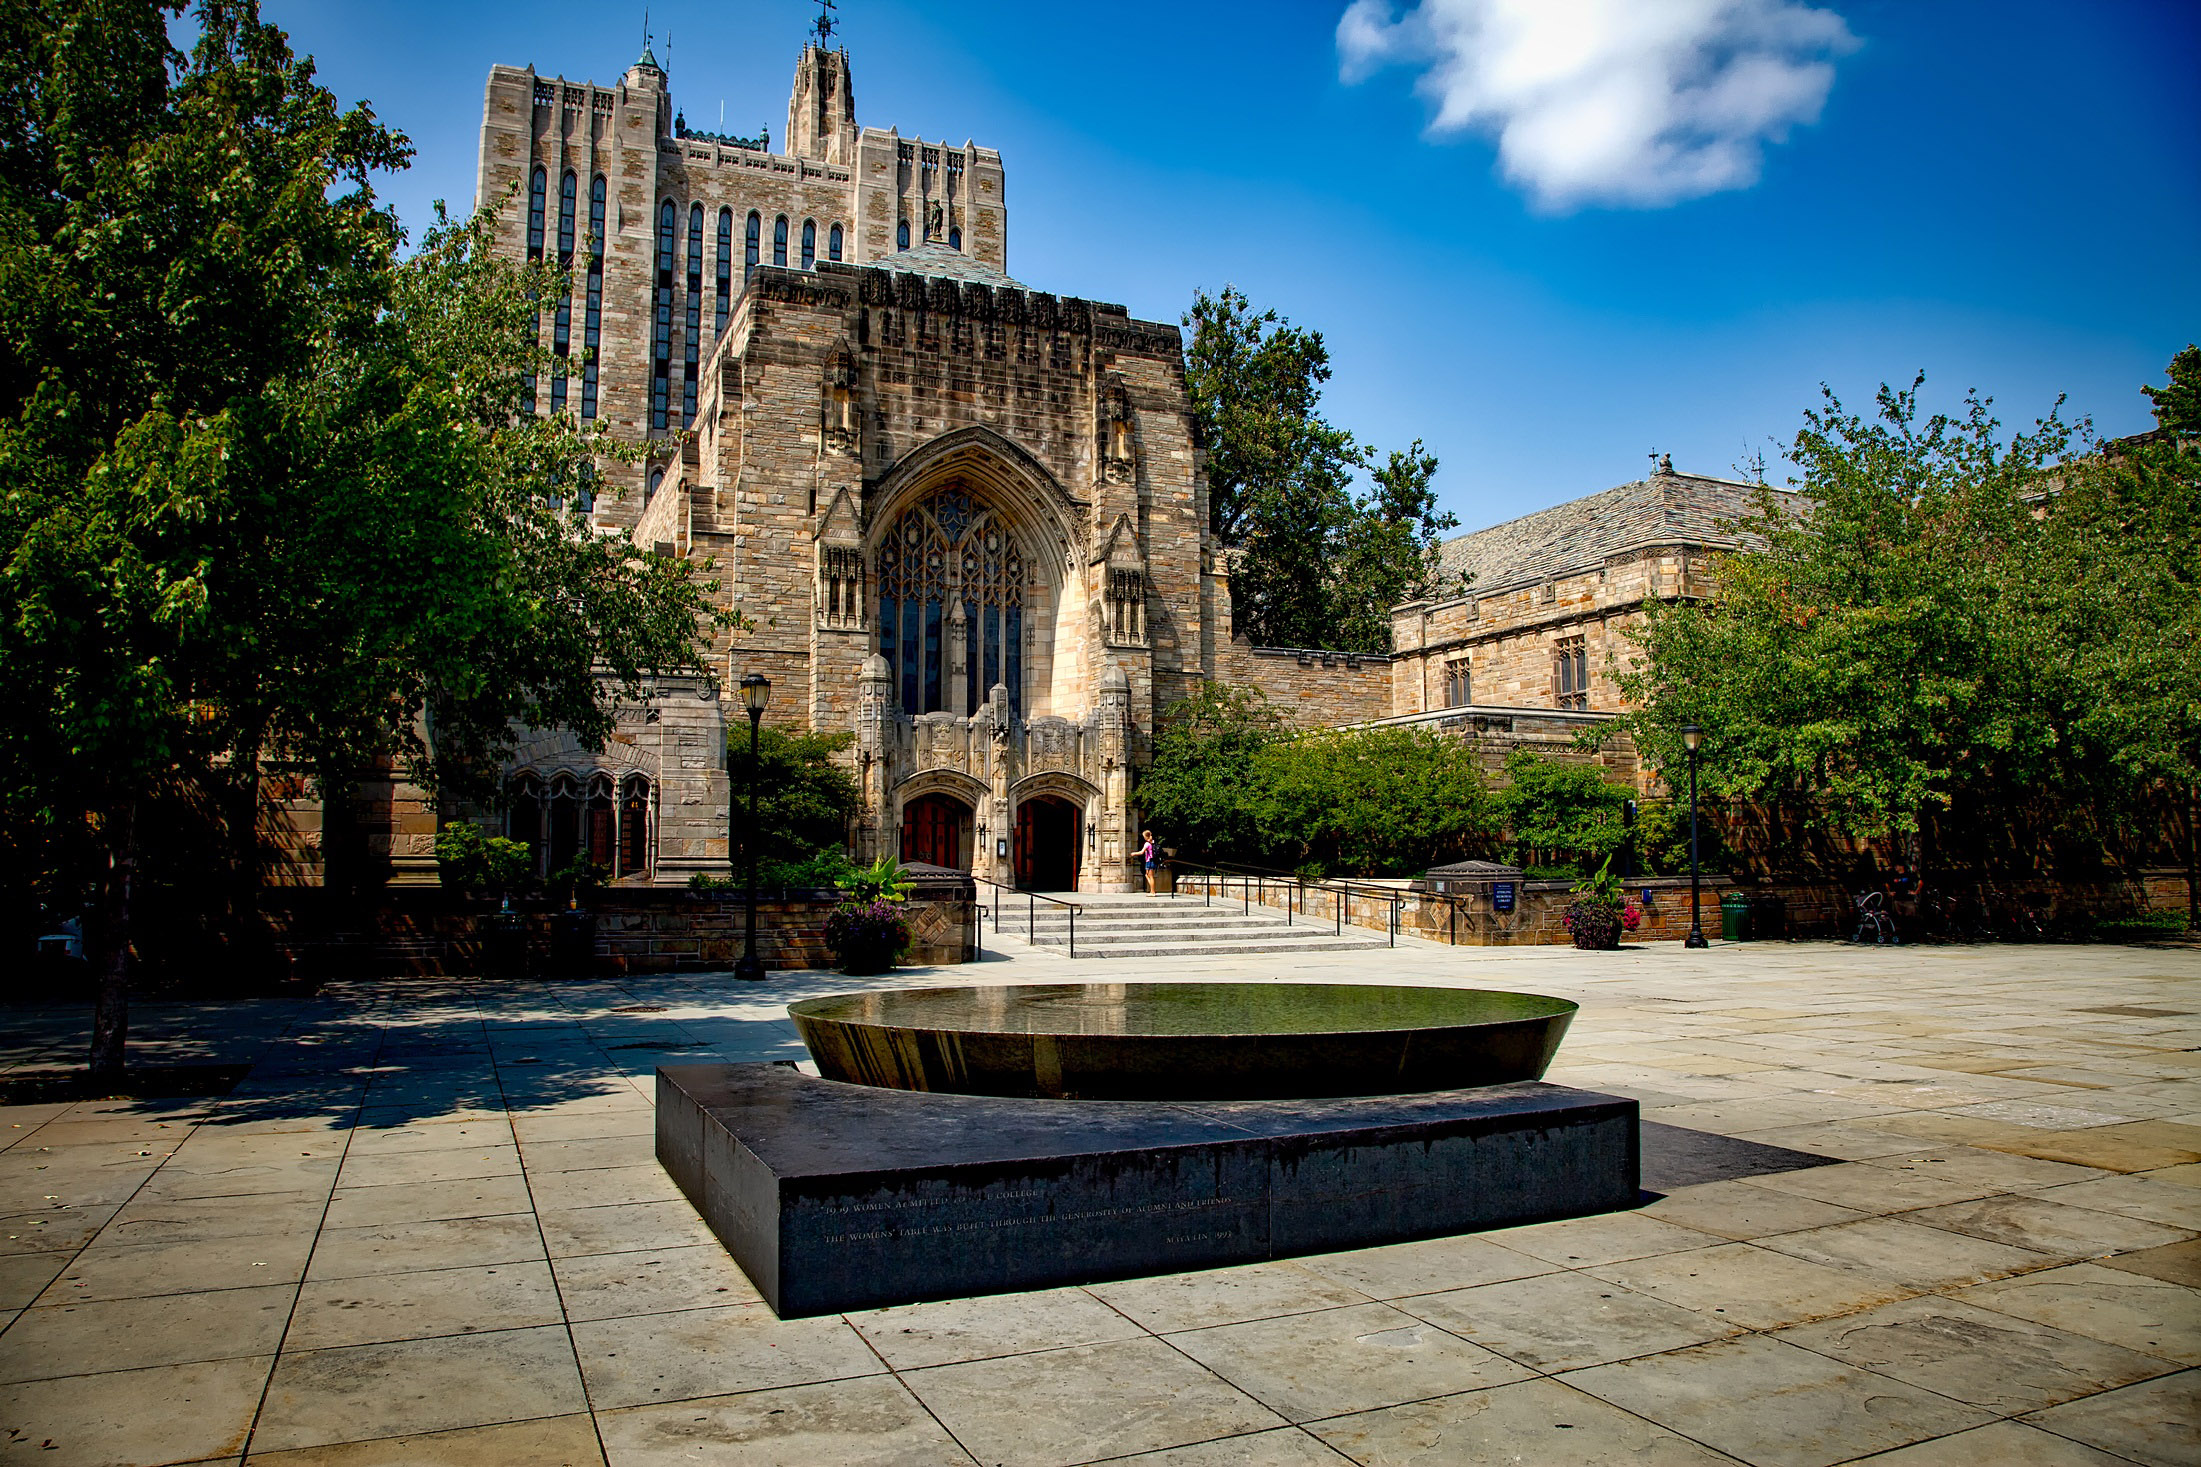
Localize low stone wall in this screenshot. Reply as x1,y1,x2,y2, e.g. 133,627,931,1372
1173,869,2187,947
264,878,978,977
1220,642,1395,728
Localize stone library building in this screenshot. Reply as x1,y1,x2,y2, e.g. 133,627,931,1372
312,34,1770,896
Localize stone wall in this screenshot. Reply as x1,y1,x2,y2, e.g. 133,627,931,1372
262,884,977,977
1173,869,2191,947
1217,644,1396,728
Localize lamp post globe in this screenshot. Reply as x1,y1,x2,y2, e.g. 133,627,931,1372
1681,725,1709,949
733,673,772,982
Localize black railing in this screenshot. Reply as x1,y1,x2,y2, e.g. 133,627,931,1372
971,875,1082,958
1166,858,1447,948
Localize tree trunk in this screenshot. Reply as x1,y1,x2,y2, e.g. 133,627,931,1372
87,802,136,1082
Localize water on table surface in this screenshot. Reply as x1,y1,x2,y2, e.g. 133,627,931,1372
788,983,1574,1038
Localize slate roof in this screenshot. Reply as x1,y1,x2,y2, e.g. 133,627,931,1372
882,242,1026,291
1436,473,1801,598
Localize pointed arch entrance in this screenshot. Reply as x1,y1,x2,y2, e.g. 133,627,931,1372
900,792,971,871
1015,796,1080,892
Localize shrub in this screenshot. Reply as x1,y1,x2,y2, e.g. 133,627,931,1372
434,823,534,900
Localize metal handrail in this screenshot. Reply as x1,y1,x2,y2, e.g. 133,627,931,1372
1166,857,1477,949
970,874,1083,958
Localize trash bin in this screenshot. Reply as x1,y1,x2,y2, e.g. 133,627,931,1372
1719,892,1752,942
1748,894,1787,941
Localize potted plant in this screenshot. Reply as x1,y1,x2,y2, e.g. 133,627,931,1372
1562,860,1627,951
824,857,913,974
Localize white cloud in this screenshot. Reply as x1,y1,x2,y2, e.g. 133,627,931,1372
1338,0,1857,210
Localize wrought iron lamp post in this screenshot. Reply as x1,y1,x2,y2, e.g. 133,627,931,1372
1682,725,1709,949
733,673,771,982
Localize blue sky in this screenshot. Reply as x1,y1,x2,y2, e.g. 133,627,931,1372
267,0,2196,533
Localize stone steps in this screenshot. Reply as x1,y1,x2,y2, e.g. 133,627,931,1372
989,893,1389,959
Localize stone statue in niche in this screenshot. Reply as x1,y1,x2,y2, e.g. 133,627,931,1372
1100,379,1134,484
823,348,859,454
927,200,943,240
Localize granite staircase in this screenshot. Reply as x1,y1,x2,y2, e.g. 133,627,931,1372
999,890,1391,960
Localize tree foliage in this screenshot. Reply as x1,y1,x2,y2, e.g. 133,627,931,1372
1496,749,1630,874
1183,287,1457,653
1615,360,2200,916
1138,683,1496,876
0,0,723,1072
724,725,863,878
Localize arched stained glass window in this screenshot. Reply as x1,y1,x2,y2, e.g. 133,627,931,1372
526,167,546,261
715,206,732,336
745,211,760,281
647,466,664,505
801,219,816,269
557,171,576,262
949,226,962,251
684,203,703,424
897,218,910,251
876,486,1024,718
651,199,675,430
772,215,788,267
828,223,844,262
588,174,606,254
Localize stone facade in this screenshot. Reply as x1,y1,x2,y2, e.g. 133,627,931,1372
1390,468,1798,724
283,42,1812,905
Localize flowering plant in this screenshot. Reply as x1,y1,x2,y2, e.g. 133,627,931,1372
824,897,910,975
1621,901,1643,932
1563,858,1626,950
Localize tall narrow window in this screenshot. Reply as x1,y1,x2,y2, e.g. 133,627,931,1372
773,215,788,267
684,203,703,424
897,218,910,251
523,166,546,415
1443,657,1470,709
651,200,675,430
550,289,571,413
557,171,576,261
526,167,546,261
715,207,732,336
828,222,844,262
949,225,962,251
744,211,760,281
801,219,816,269
646,467,663,505
1553,636,1589,711
581,177,605,420
618,774,651,876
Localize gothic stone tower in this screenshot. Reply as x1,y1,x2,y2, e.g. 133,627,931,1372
473,40,1224,893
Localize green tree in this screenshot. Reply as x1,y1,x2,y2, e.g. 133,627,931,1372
1255,724,1497,876
1333,440,1462,654
1615,361,2199,918
1183,286,1449,653
1136,682,1286,866
724,726,863,879
0,1,720,1078
1496,749,1631,876
2142,344,2201,435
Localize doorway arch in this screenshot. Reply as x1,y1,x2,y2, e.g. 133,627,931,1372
900,792,971,871
1015,795,1081,892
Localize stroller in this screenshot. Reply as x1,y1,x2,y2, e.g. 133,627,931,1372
1851,889,1898,944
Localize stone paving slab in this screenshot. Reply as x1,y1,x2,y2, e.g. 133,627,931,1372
0,924,2192,1464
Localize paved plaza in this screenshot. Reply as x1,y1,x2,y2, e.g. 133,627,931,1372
2,923,2197,1466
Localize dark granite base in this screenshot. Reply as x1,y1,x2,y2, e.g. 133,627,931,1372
656,1063,1641,1318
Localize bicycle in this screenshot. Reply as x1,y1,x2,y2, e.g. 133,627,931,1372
1851,889,1898,945
1924,891,1990,944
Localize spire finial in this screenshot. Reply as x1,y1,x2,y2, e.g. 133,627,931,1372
637,8,659,69
812,0,839,46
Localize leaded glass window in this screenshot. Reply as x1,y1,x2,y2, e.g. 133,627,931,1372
715,207,732,336
876,486,1025,718
684,203,703,424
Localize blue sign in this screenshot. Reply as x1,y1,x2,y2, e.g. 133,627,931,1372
1492,882,1516,913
